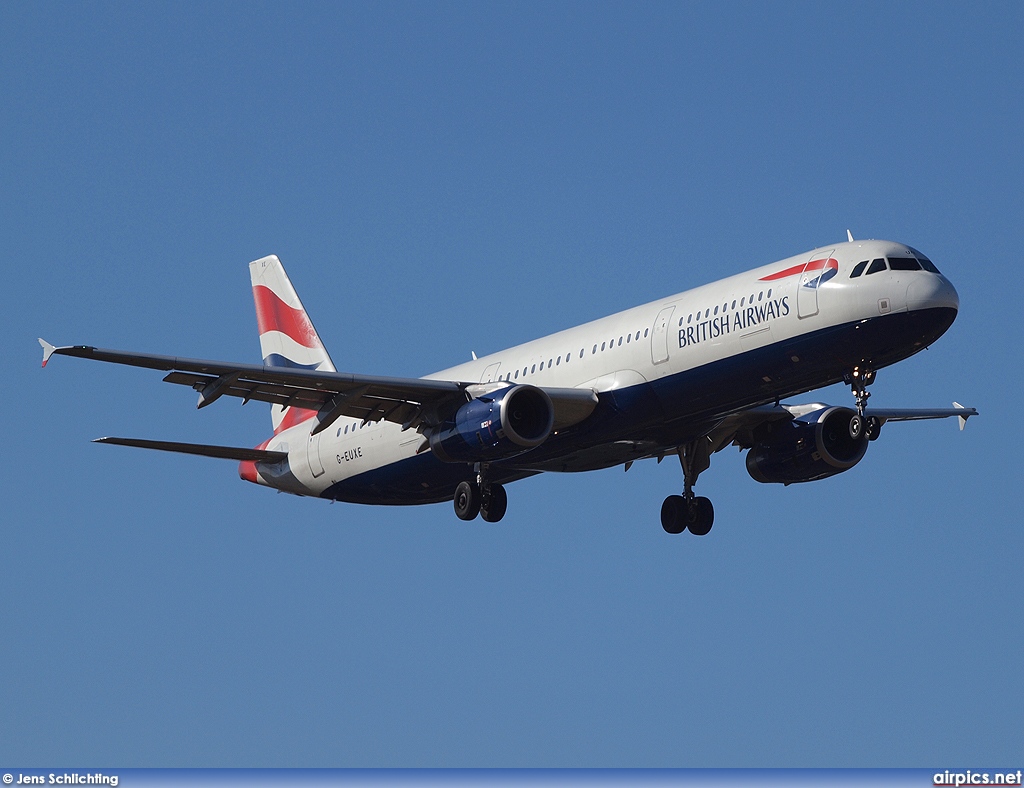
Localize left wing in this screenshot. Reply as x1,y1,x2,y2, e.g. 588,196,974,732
39,340,598,434
41,339,461,432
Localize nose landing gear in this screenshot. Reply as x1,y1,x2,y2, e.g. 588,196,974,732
846,366,876,416
845,366,882,440
661,440,715,536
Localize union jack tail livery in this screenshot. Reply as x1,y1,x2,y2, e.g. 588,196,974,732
249,254,336,433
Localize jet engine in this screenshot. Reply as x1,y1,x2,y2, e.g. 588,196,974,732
429,384,554,463
746,406,869,485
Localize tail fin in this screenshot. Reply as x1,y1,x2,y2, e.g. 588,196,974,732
249,255,336,433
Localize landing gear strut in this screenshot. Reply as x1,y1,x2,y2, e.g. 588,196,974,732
845,366,879,441
846,366,876,416
453,463,507,523
661,440,715,536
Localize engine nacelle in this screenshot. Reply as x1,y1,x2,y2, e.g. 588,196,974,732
429,384,554,463
746,406,869,485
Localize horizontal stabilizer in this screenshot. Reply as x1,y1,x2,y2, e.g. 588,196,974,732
93,437,288,463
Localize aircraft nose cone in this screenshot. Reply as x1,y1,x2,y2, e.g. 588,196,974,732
907,274,959,312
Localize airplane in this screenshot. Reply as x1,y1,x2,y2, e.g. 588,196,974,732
40,235,977,535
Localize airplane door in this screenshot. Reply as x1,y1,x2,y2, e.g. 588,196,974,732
481,362,501,383
306,431,325,478
651,305,676,364
797,248,834,319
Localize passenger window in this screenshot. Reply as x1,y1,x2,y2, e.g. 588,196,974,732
758,291,763,301
644,328,649,337
601,342,606,351
618,337,622,346
888,256,922,271
635,331,640,340
766,289,772,298
731,300,736,309
704,309,710,319
866,258,887,275
687,314,692,324
850,260,868,278
741,297,745,307
579,349,584,358
626,333,631,343
548,359,552,368
514,370,519,379
713,305,719,315
679,317,684,326
592,345,597,354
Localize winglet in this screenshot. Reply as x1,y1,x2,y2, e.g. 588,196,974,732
39,338,57,368
953,401,973,431
847,229,855,242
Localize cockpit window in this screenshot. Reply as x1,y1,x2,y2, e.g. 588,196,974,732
908,247,942,274
888,256,922,271
866,258,887,275
850,260,868,278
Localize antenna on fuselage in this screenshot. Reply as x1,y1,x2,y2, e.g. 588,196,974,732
847,229,855,242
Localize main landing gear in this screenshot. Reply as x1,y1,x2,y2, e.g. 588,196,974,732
453,463,507,523
661,440,715,536
845,366,883,441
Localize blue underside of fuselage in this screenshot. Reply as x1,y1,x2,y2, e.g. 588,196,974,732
320,306,957,506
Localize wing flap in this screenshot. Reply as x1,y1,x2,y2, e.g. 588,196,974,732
93,437,288,462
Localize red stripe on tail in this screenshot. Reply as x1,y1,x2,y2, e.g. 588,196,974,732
253,285,322,349
274,406,317,436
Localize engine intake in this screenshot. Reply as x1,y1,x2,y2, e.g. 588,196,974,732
429,384,554,463
746,406,869,485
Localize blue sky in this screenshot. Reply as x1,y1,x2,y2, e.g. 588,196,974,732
3,1,1021,768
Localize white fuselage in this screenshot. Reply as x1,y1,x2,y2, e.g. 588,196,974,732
258,239,958,501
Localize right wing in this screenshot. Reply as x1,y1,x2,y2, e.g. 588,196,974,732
864,403,978,430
